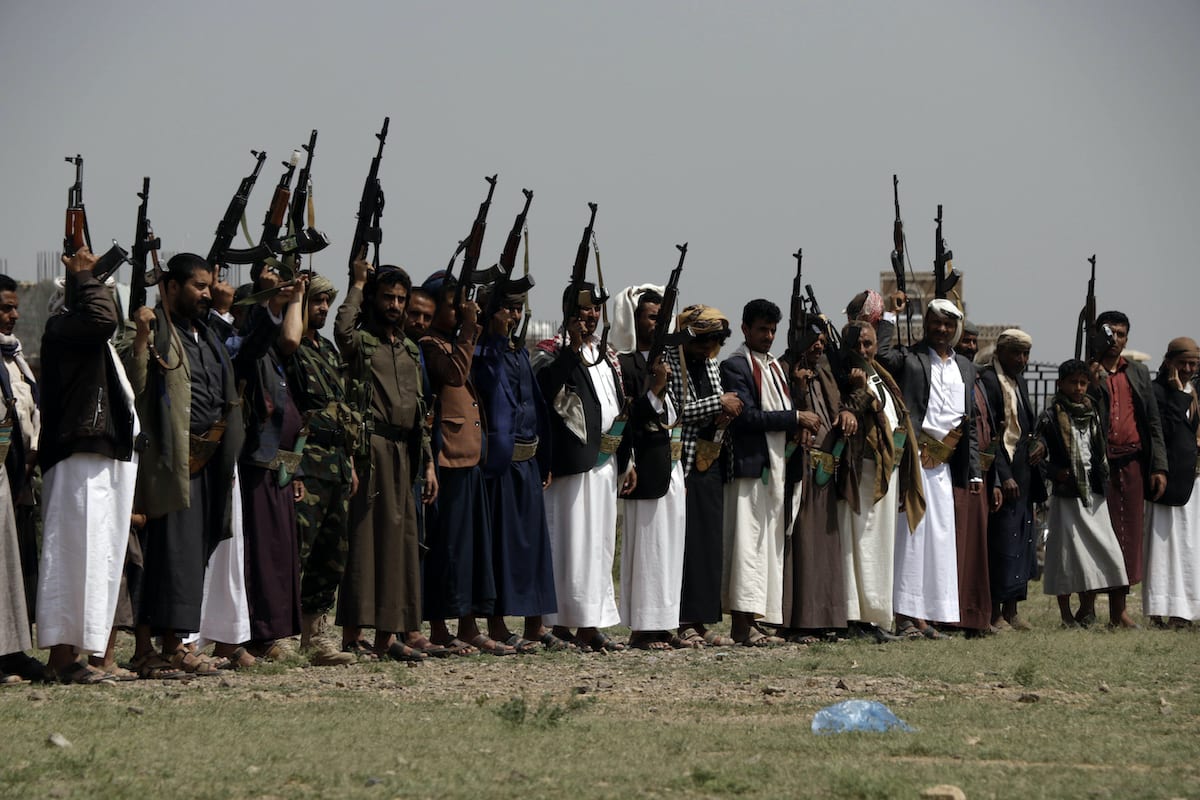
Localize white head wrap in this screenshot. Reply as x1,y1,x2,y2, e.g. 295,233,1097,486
610,283,666,354
925,298,964,348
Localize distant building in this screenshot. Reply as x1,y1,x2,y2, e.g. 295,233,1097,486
879,269,1019,357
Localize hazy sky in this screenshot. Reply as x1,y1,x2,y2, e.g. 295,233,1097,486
2,1,1197,363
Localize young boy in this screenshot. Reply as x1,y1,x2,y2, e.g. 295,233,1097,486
1037,360,1129,626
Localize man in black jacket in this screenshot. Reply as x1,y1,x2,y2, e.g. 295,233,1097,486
36,247,139,683
978,330,1047,630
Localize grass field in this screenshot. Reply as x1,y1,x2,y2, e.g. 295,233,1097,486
2,585,1198,800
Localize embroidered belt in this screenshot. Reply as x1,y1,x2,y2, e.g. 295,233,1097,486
0,418,13,464
188,419,227,475
512,438,538,462
596,418,626,467
918,428,962,470
250,449,304,473
809,440,846,487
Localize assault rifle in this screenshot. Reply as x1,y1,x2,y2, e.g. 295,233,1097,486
645,242,690,369
448,174,498,306
222,150,298,268
128,177,162,319
562,203,610,360
349,117,389,278
805,282,847,383
62,154,130,280
207,150,268,275
786,248,804,362
933,204,958,300
275,129,330,275
1074,254,1112,360
482,188,534,324
891,175,913,340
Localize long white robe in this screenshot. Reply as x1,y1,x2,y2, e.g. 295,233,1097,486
0,466,31,655
191,465,251,649
544,344,622,629
895,351,962,624
36,345,139,655
839,376,900,628
723,347,791,625
620,461,686,631
1143,476,1200,620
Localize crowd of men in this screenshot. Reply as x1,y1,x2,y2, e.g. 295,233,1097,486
1,245,1198,684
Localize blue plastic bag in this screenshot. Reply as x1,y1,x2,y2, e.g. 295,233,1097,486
811,700,914,734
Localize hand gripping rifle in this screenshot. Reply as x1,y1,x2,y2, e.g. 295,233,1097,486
207,150,268,276
891,175,914,340
933,204,959,301
220,150,299,268
275,129,330,275
349,117,390,279
645,242,690,370
448,174,498,307
128,177,162,319
63,155,130,281
1074,254,1103,361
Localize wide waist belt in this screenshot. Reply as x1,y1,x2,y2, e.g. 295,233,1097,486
512,438,538,462
188,419,227,475
809,439,846,487
596,418,626,467
919,428,962,470
367,419,410,442
250,449,304,473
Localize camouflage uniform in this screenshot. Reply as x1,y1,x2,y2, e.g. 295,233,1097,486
287,333,359,616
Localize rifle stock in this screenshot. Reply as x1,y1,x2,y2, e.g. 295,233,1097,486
452,174,498,307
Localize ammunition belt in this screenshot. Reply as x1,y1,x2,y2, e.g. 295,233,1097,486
188,419,227,475
511,438,539,462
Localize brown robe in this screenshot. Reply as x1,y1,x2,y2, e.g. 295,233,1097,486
953,379,994,630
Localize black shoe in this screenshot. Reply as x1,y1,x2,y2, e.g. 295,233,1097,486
0,652,49,682
850,622,900,644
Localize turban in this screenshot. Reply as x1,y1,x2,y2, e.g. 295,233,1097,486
676,304,731,358
611,284,664,354
421,270,450,295
1166,337,1199,360
846,289,885,325
996,328,1033,350
962,319,980,337
306,272,338,303
925,298,964,348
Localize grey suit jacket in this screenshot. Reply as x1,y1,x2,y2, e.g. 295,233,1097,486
876,318,980,487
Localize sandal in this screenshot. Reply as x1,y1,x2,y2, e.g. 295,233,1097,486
676,627,707,648
467,635,517,656
97,665,138,682
217,646,259,670
501,634,540,655
785,631,821,645
407,636,451,658
628,633,672,651
169,648,221,676
895,622,924,640
921,626,948,640
579,632,625,653
341,640,379,661
128,652,187,681
737,629,784,647
382,641,427,663
701,630,735,647
55,662,116,685
537,631,578,652
434,637,480,657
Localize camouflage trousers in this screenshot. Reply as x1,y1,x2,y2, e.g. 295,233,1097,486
297,474,351,615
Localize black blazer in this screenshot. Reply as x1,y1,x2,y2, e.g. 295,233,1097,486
875,319,980,487
617,350,672,499
720,350,798,481
1151,375,1198,506
534,343,627,478
978,365,1047,503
